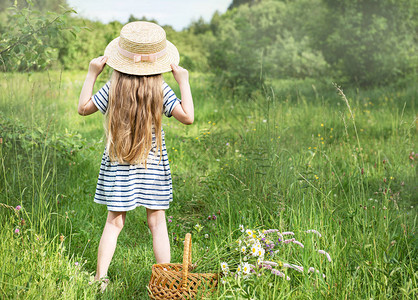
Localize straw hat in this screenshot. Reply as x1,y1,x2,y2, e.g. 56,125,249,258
104,21,180,76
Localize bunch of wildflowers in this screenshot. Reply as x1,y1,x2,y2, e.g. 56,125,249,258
219,225,332,284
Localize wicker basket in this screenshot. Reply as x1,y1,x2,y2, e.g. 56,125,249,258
148,233,218,299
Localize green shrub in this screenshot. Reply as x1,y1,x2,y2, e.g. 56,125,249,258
0,111,85,162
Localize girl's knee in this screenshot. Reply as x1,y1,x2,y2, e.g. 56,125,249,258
146,209,166,231
106,211,126,231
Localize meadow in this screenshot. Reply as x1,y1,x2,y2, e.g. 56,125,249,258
0,70,417,299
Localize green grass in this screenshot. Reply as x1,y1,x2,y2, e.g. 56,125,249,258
0,70,416,299
0,207,98,298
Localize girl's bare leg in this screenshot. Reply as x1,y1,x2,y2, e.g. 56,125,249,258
146,209,170,263
94,211,126,282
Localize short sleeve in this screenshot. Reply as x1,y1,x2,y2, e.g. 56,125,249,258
92,81,110,114
162,81,181,117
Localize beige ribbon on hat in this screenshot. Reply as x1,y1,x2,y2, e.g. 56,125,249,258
118,45,167,63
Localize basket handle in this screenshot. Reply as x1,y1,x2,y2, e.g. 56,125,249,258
181,233,192,289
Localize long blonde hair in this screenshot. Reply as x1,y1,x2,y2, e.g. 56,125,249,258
105,70,163,166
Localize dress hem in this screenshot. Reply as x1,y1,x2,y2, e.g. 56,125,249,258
94,199,171,211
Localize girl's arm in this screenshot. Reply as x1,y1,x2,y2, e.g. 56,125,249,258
170,64,194,125
78,56,108,116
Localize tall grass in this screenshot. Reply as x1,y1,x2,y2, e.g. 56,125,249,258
0,70,416,299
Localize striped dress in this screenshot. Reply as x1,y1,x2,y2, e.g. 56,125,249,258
91,80,180,211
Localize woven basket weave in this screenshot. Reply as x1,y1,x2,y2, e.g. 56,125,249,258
148,233,218,299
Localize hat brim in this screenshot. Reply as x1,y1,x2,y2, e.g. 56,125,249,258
104,37,180,76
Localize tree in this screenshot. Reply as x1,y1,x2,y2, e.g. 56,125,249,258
128,14,159,24
209,0,328,92
228,0,260,10
313,0,418,85
0,1,76,71
0,0,68,13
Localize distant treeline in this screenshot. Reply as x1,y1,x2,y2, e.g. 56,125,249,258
0,0,417,89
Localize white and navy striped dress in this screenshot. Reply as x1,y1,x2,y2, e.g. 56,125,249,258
91,80,180,211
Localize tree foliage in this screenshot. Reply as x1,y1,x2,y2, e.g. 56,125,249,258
0,0,68,12
313,0,418,85
0,0,416,89
209,0,417,88
56,18,121,70
228,0,260,10
0,1,75,71
209,0,328,91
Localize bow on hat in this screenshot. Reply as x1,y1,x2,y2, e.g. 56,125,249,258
118,45,167,63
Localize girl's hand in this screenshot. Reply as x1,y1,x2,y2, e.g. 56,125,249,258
88,56,108,77
171,64,189,86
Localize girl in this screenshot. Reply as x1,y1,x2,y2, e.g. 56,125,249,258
77,21,193,290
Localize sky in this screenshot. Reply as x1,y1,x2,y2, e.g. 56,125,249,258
66,0,231,31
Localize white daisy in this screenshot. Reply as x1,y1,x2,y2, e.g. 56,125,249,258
251,245,259,257
236,264,242,274
221,262,229,271
242,262,251,275
239,224,244,232
257,247,265,258
248,238,256,245
241,246,246,253
246,229,253,236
